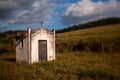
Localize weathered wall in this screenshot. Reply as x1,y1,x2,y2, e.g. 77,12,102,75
49,35,55,60
16,28,55,64
31,28,55,63
16,37,28,63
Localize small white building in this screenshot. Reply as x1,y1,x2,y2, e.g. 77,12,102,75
16,28,55,64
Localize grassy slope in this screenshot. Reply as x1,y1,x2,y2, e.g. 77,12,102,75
0,32,16,53
56,24,120,52
57,24,120,42
0,24,120,80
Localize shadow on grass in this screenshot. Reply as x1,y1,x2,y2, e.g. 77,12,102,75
3,57,16,63
77,69,120,80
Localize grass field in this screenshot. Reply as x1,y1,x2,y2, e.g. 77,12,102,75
0,52,120,80
57,24,120,40
56,24,120,53
0,24,120,80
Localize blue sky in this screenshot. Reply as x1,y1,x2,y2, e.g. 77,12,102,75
0,0,120,32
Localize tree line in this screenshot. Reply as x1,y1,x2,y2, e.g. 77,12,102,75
56,17,120,33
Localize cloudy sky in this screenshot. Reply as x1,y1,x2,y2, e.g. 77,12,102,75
0,0,120,31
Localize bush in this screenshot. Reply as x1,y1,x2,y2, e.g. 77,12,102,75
56,40,120,53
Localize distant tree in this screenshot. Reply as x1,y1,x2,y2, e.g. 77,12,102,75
56,17,120,33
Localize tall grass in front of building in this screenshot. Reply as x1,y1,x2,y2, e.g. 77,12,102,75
0,52,120,80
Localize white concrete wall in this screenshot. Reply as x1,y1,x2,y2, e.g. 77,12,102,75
49,35,55,60
16,37,29,63
16,28,55,64
31,28,55,63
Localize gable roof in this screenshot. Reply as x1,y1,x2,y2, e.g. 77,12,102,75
31,28,53,35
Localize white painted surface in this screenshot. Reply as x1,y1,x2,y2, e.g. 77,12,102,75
16,28,55,64
16,37,29,63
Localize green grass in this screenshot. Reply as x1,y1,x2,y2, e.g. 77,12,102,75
56,24,120,52
57,24,120,41
0,24,120,80
0,52,120,80
56,24,120,44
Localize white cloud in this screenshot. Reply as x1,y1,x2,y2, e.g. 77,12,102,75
0,0,55,24
14,0,54,24
61,0,120,25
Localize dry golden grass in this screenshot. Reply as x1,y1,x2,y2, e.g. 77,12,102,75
57,24,120,41
0,52,120,80
0,24,120,80
56,24,120,52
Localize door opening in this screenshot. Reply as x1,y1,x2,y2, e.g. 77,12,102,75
38,40,47,61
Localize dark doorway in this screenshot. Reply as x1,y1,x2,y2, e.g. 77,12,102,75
38,40,47,62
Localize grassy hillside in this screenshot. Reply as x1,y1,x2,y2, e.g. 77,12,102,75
0,31,16,53
0,30,25,53
0,24,120,80
56,24,120,53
